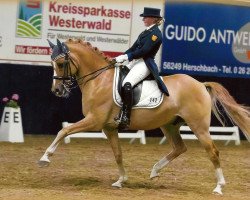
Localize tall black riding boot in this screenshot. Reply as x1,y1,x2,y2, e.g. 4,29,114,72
118,82,133,129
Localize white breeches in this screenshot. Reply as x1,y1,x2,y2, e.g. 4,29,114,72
122,59,150,87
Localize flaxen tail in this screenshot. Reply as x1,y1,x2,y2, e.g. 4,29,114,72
204,82,250,142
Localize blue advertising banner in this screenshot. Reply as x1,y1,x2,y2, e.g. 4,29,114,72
161,1,250,78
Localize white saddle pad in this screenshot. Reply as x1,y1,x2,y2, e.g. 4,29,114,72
113,66,164,109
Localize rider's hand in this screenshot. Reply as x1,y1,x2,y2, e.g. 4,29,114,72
115,54,128,63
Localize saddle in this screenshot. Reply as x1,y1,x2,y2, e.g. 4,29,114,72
113,64,164,109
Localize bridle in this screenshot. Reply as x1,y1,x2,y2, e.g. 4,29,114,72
52,53,77,90
52,44,116,92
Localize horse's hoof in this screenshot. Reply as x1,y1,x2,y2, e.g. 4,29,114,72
37,160,50,168
150,169,159,179
212,186,223,195
112,181,122,188
212,190,223,195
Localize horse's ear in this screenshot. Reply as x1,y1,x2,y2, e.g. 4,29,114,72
62,43,69,54
57,39,63,52
47,39,55,49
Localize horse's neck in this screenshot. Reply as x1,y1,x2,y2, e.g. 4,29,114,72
78,63,114,116
78,50,109,76
77,59,114,94
72,44,114,101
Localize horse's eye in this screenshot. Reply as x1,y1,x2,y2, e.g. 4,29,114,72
57,63,63,69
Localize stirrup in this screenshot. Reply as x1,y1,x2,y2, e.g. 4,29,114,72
114,112,130,130
118,119,130,130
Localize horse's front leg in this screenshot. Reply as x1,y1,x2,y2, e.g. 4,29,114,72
103,128,127,188
38,115,95,167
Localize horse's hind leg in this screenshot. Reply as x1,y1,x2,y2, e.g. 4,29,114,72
150,123,187,179
103,128,127,188
188,121,226,195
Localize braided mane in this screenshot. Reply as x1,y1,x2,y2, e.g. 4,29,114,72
65,38,113,63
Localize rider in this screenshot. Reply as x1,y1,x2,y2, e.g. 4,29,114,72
115,7,169,129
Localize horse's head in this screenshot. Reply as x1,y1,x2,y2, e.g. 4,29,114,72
48,39,115,97
48,39,78,97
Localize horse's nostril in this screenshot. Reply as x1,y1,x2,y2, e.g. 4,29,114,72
53,88,60,94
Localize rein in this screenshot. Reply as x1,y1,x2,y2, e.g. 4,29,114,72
76,60,116,84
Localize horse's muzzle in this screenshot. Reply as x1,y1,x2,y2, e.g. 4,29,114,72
52,84,69,98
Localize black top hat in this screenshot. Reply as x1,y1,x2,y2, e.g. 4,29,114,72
140,7,162,18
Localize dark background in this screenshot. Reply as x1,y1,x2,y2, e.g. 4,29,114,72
0,63,249,139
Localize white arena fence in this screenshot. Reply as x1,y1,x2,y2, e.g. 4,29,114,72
62,122,240,146
159,126,240,145
62,122,146,144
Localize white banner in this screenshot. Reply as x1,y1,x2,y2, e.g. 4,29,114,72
0,0,134,65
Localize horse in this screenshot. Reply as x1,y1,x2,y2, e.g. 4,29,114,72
38,39,250,195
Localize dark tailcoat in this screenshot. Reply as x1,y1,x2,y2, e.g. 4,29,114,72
125,25,169,95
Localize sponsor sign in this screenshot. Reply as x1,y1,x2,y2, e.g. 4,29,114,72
45,1,131,54
0,0,134,65
161,1,250,78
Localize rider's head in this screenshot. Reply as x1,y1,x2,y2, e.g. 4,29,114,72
140,7,163,27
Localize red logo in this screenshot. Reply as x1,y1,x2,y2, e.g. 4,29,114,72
27,0,40,8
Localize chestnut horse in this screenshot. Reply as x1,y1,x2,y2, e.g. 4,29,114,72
38,39,250,195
